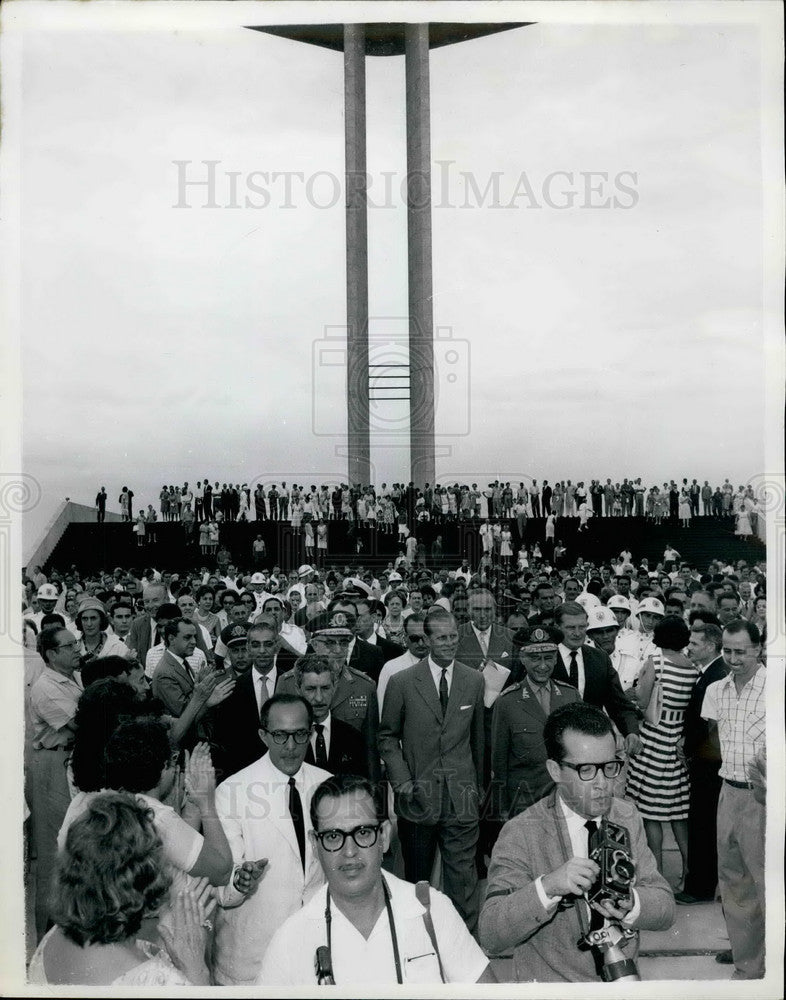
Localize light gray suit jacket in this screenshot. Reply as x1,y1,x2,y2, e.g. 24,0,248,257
378,658,484,825
479,790,675,982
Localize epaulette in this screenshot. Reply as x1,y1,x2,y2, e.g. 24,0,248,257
552,679,573,689
347,666,374,684
500,682,523,696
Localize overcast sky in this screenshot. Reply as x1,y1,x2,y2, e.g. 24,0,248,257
7,2,779,558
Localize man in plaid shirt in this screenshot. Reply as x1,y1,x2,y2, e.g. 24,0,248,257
701,618,766,980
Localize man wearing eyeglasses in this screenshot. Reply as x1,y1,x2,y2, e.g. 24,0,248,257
480,702,674,982
258,774,494,985
213,693,330,985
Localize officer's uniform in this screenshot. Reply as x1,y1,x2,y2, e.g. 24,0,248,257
491,677,580,818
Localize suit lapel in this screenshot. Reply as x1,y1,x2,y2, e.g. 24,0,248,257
413,660,444,723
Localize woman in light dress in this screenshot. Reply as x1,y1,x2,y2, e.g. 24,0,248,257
29,792,213,986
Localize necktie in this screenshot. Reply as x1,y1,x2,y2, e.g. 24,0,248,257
535,683,550,715
314,723,328,769
479,630,489,657
584,820,604,932
439,668,449,714
568,651,579,688
288,777,306,872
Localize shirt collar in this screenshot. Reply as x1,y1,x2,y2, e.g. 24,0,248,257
557,792,602,829
315,712,331,734
43,666,81,686
265,754,303,786
428,656,453,676
558,643,583,661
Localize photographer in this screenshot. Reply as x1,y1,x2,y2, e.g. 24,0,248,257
479,703,674,982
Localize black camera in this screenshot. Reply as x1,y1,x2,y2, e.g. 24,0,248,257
587,819,636,908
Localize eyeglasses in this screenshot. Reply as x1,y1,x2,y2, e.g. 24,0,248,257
56,640,78,650
264,729,311,745
313,823,382,852
407,633,427,642
560,759,624,781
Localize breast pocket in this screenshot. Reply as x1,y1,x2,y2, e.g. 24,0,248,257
404,950,442,985
509,724,545,760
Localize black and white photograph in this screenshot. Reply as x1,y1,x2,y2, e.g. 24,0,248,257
1,0,783,993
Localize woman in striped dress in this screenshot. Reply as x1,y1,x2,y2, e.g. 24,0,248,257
626,615,698,881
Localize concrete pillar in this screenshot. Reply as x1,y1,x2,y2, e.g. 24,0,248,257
405,23,436,488
344,24,371,488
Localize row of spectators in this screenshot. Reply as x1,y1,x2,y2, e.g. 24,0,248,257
93,477,763,529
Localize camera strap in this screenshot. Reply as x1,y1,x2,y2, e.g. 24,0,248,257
323,877,403,984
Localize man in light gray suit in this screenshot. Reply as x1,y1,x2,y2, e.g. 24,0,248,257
480,702,674,982
379,609,485,930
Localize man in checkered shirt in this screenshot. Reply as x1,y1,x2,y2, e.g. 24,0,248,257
701,618,766,980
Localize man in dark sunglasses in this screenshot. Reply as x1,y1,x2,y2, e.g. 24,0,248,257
480,702,674,983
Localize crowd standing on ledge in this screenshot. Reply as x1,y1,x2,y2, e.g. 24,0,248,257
22,534,768,985
93,477,763,542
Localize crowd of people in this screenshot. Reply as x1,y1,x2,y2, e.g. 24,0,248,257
94,477,763,542
22,536,768,985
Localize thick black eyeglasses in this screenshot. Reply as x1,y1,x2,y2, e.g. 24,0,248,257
264,729,311,745
314,824,382,852
560,759,624,781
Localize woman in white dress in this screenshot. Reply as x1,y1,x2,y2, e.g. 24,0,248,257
499,523,513,568
735,505,752,539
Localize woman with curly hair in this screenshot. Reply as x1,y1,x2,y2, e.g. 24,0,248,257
29,791,213,985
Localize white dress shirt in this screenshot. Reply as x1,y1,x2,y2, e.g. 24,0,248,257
427,656,453,695
558,643,586,697
471,624,492,658
253,666,276,714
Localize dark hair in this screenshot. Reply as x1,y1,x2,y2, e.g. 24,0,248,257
544,702,614,763
554,601,587,626
403,611,427,634
688,609,722,628
423,608,455,637
195,585,214,602
722,618,761,645
162,617,192,646
310,773,385,830
38,625,71,664
294,653,334,688
534,582,554,598
259,693,313,730
52,791,170,946
690,621,723,651
154,603,181,626
652,615,691,651
80,654,134,690
71,679,140,792
105,717,172,793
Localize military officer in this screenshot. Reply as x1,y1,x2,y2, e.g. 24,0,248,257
491,626,580,819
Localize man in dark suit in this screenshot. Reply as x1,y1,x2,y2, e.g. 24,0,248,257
676,621,728,904
210,622,269,782
551,602,641,756
354,598,404,664
295,653,367,776
455,589,519,868
379,609,485,930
